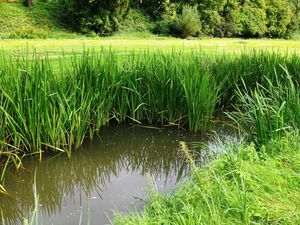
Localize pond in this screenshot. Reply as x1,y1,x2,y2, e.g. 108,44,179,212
0,125,205,225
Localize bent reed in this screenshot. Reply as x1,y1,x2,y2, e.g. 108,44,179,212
0,49,299,166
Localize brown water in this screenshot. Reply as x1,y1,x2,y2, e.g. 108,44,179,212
0,125,204,225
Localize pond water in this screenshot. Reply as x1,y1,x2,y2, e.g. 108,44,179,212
0,125,205,225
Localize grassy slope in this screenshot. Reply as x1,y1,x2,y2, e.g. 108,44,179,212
0,2,74,38
115,134,300,224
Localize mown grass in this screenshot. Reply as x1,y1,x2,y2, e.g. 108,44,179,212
114,133,300,225
1,38,300,58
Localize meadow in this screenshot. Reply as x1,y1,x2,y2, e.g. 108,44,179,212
2,38,300,57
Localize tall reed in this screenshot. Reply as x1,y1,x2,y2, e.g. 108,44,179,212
0,49,300,159
228,67,300,146
0,50,220,158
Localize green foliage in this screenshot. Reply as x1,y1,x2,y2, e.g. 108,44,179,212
154,4,201,37
1,0,299,38
1,49,300,224
8,26,49,39
58,0,131,35
239,2,267,37
149,0,298,38
182,69,219,131
153,19,173,35
117,9,154,34
1,49,300,158
288,0,300,36
266,0,293,37
0,50,221,158
229,69,300,146
173,5,201,38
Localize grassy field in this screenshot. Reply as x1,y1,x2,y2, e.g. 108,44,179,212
1,38,300,57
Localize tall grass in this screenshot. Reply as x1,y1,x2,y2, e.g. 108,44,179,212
114,133,300,224
112,51,300,224
228,67,300,146
0,50,217,159
0,49,300,161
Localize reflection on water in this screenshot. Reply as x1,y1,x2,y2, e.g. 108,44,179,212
0,125,202,225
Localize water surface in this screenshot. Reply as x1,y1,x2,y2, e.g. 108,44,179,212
0,125,203,225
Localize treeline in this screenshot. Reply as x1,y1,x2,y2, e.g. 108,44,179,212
52,0,300,38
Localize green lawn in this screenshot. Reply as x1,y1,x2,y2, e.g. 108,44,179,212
2,38,299,71
1,38,300,57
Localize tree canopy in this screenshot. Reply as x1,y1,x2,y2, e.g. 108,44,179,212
43,0,300,38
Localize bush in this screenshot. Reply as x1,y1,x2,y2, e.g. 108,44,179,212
154,18,173,35
80,13,115,36
58,0,130,35
9,26,49,39
117,9,154,34
173,5,201,38
199,10,223,36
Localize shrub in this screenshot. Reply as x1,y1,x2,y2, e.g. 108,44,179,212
154,18,173,35
9,26,49,39
199,10,223,36
173,5,201,38
117,9,154,34
80,13,115,36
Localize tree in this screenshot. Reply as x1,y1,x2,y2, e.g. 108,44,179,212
265,0,293,37
24,0,33,8
56,0,299,37
239,2,267,37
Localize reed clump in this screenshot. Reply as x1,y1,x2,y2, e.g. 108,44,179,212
0,49,300,159
228,68,300,146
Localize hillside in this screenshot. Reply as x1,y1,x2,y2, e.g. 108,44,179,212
0,2,76,38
